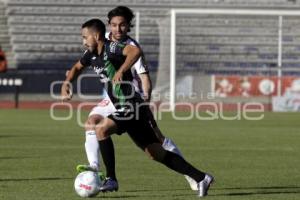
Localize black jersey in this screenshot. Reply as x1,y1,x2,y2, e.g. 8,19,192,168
80,40,139,109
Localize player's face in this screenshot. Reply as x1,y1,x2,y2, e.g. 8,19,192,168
109,16,129,41
81,27,98,52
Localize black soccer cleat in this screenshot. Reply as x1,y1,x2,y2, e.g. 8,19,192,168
99,177,119,192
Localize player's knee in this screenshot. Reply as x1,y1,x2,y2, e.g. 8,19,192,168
144,148,155,160
84,115,102,131
95,125,109,140
146,151,158,161
84,118,95,131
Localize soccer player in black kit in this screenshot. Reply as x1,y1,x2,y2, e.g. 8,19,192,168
61,18,213,198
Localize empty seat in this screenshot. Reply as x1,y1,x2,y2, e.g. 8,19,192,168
6,0,300,71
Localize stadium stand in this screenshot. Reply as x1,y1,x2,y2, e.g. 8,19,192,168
1,0,300,94
0,1,14,69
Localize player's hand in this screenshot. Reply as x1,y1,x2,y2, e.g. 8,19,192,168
65,70,70,77
61,81,72,102
112,70,123,84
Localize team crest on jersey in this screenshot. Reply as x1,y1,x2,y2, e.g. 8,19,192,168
103,51,108,61
110,42,117,53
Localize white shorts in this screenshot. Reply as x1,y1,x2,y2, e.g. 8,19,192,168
88,96,117,117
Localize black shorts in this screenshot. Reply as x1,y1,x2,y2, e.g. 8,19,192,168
109,102,158,134
108,103,160,150
143,105,158,129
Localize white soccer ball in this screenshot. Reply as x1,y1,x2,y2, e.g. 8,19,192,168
74,171,101,198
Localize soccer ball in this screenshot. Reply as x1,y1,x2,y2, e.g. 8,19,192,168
74,171,101,198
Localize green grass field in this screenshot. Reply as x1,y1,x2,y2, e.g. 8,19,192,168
0,109,300,200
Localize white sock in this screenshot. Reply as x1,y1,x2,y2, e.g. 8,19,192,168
85,130,100,170
163,137,198,189
162,137,183,157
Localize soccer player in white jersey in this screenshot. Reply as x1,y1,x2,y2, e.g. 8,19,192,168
77,6,199,191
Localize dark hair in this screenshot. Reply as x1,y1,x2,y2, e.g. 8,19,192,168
107,6,134,32
81,18,106,39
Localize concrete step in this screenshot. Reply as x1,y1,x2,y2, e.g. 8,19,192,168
0,42,11,48
0,18,7,24
0,24,8,29
0,35,9,40
0,30,8,35
0,36,11,42
0,7,6,14
0,27,9,35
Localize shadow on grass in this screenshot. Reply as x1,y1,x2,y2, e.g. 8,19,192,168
124,186,300,198
125,188,187,192
99,195,140,198
97,188,195,199
97,192,195,199
0,177,72,182
220,190,300,196
213,185,300,196
0,135,19,138
0,156,36,160
215,186,300,190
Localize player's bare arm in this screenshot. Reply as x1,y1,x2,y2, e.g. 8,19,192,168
61,61,84,101
112,45,141,84
139,73,152,101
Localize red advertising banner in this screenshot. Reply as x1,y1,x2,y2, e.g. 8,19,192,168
214,75,300,97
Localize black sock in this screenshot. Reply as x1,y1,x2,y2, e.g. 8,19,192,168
99,137,117,181
161,151,205,183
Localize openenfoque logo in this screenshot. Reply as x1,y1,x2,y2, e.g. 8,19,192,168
49,74,265,126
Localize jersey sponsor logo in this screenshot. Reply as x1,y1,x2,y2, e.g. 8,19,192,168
92,65,109,83
93,66,103,75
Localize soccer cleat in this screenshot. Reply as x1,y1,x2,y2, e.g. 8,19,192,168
198,173,214,197
99,177,119,192
184,175,198,191
76,164,105,181
76,164,98,173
